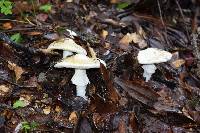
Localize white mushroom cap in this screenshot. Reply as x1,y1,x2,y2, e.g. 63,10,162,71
137,48,172,64
47,38,87,55
54,54,101,69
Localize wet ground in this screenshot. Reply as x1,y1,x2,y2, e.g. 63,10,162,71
0,0,200,132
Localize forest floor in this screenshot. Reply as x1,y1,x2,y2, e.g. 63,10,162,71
0,0,200,132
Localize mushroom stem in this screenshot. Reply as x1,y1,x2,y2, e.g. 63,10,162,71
76,85,87,100
142,64,157,82
63,51,73,58
71,69,90,99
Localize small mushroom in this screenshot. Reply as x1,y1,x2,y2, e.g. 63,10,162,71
47,38,87,58
137,48,172,82
54,54,104,100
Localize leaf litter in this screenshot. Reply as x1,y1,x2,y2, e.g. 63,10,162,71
0,0,200,132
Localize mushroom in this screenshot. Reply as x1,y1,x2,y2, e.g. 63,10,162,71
54,54,104,99
47,38,87,58
137,48,172,82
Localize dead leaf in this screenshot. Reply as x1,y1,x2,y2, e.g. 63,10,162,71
92,112,138,132
171,59,185,68
69,111,78,125
7,61,24,82
100,64,119,103
119,32,147,50
0,85,10,96
170,52,185,68
101,30,108,39
110,0,118,4
55,105,62,113
92,113,113,130
19,94,32,107
43,106,51,115
114,77,159,106
104,42,111,49
25,31,43,36
2,22,12,30
182,107,194,121
189,111,200,123
141,113,172,133
153,88,181,113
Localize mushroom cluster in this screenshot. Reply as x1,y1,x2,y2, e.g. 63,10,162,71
48,38,105,100
137,48,172,82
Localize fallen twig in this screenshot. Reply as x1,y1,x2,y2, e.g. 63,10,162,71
0,32,57,56
0,32,39,54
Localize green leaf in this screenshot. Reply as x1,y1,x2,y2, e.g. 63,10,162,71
13,100,26,109
4,1,12,7
39,4,52,12
0,0,13,15
10,33,22,43
1,6,12,15
117,2,130,9
21,121,31,132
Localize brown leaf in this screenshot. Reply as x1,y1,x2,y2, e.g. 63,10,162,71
92,112,138,132
189,111,200,123
0,85,10,96
119,28,147,50
25,31,43,36
19,94,32,107
182,107,194,121
100,64,119,103
0,43,16,62
55,105,62,113
2,22,12,30
171,59,185,68
69,111,78,125
7,61,24,82
92,112,115,130
153,88,181,113
110,0,118,4
141,113,172,133
43,106,51,115
114,77,159,106
101,30,108,39
89,93,119,113
118,113,138,133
